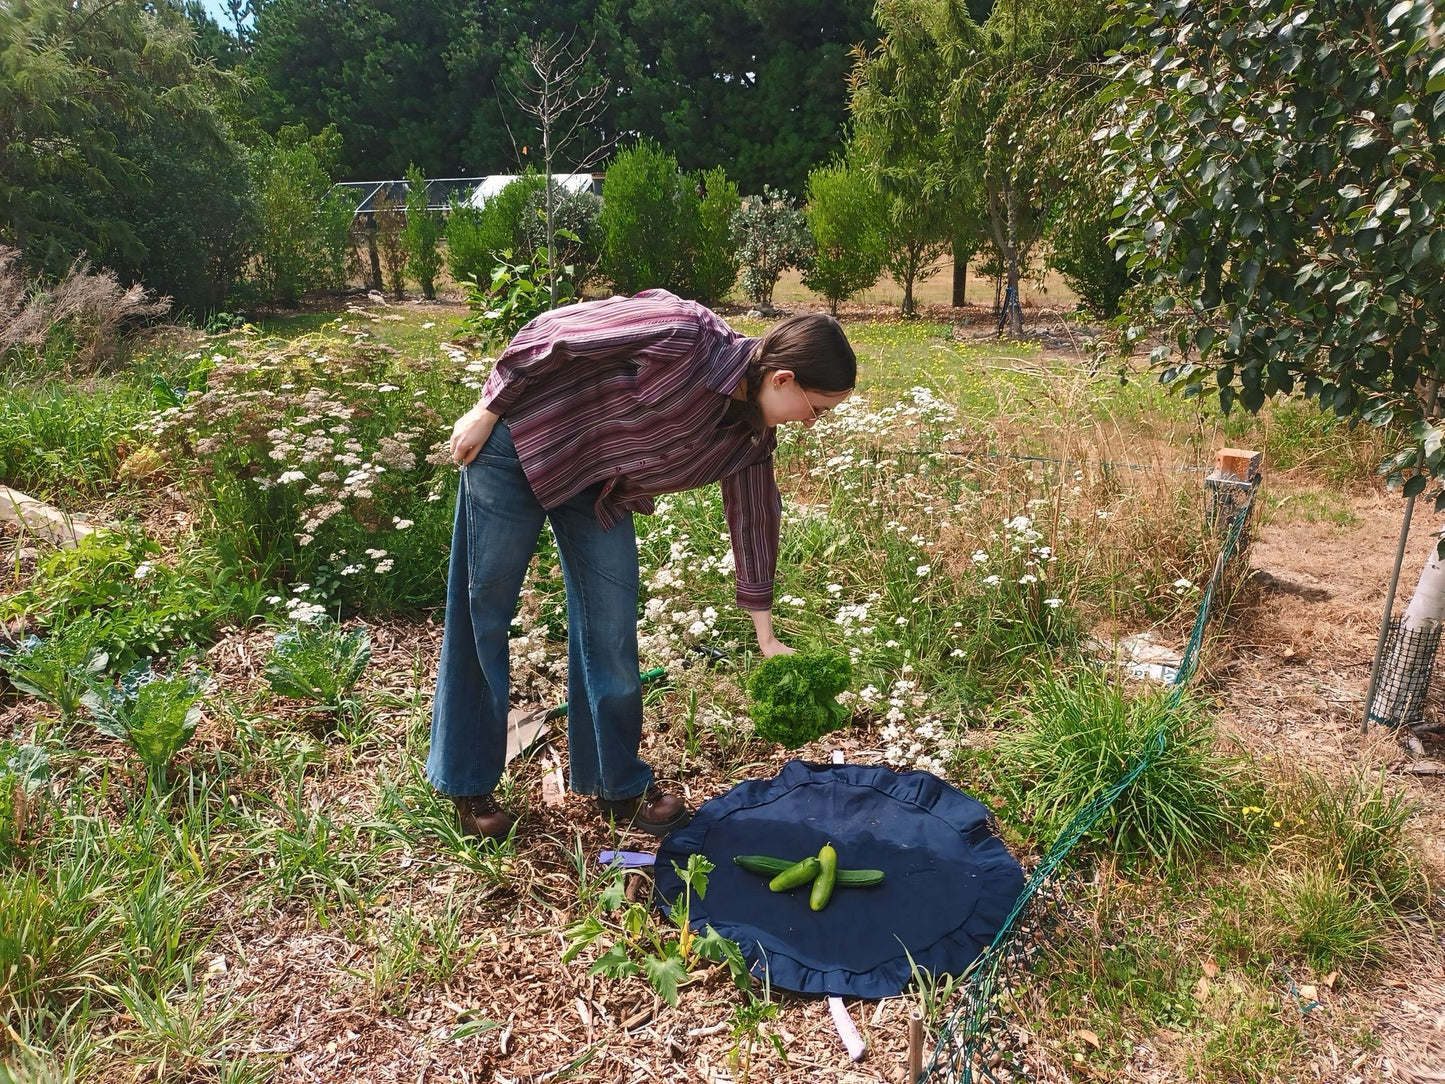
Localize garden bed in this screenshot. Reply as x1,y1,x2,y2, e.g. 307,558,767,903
1,306,1438,1084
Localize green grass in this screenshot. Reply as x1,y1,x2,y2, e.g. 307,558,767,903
995,669,1250,867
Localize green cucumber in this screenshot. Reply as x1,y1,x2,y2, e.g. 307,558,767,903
734,853,885,888
768,856,821,892
810,842,838,911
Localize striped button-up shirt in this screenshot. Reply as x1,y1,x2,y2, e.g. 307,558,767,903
480,290,781,610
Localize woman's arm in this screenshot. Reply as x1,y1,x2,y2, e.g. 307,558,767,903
721,459,791,654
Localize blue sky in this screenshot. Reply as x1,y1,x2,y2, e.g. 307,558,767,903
195,0,251,29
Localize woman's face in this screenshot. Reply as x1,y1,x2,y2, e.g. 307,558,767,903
755,370,852,429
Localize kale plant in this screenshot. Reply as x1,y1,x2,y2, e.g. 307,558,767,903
264,616,371,720
82,662,208,786
0,618,108,726
746,651,853,749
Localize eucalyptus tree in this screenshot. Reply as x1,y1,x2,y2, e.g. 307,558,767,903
1104,0,1445,724
1105,0,1445,446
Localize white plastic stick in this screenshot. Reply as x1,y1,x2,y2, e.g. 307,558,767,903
825,750,865,1060
829,996,866,1062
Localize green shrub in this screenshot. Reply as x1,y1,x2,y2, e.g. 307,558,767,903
732,187,812,307
446,175,544,287
519,181,604,292
997,668,1243,867
682,168,742,305
373,183,408,299
599,141,695,294
249,125,353,306
746,652,853,749
403,164,444,301
803,161,887,315
1047,179,1136,319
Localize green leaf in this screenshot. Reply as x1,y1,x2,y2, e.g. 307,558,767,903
694,925,752,991
588,943,640,981
1404,474,1428,498
641,952,690,1006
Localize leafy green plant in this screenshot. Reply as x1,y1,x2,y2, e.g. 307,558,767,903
459,250,574,348
726,968,785,1082
563,854,750,1007
0,619,109,726
745,651,852,749
1,530,248,668
82,662,208,786
520,181,604,293
264,616,371,720
403,164,444,301
731,187,812,307
0,743,49,853
996,668,1243,868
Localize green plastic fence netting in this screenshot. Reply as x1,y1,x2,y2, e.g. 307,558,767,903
922,485,1258,1083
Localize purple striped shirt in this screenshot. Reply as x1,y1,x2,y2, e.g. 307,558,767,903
480,289,781,610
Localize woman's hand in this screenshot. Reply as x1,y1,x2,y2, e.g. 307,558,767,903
758,637,796,658
450,405,499,465
747,608,796,657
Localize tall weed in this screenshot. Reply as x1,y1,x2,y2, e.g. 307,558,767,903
996,668,1244,867
0,246,170,374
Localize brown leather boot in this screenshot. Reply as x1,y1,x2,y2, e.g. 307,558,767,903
453,793,514,840
596,784,691,836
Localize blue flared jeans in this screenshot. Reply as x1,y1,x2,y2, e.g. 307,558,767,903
427,421,653,801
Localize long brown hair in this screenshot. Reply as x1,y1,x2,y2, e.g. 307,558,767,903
738,313,856,429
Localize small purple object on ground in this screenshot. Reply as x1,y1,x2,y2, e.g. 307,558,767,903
598,850,656,868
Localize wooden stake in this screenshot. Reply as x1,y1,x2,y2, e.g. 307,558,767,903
907,1012,924,1082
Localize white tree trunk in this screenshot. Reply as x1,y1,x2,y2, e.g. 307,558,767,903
1401,535,1445,631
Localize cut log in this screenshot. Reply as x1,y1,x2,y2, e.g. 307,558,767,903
0,487,102,547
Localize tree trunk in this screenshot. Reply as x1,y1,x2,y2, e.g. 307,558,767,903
1004,187,1023,337
366,225,382,292
544,134,557,308
951,235,968,308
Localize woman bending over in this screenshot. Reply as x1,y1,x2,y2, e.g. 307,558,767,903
431,289,855,839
